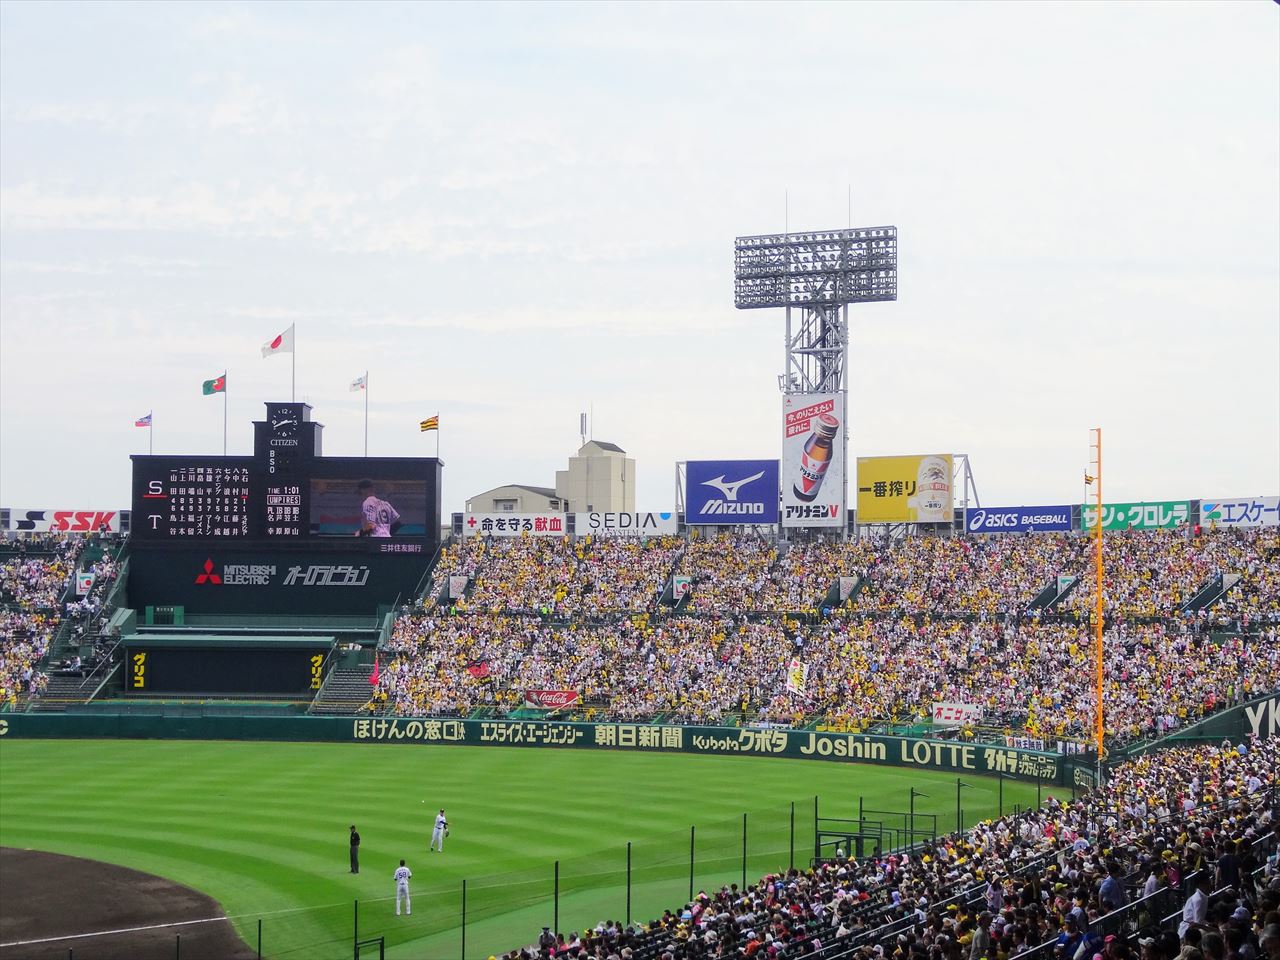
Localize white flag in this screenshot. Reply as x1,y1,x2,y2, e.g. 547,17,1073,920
261,324,295,358
350,374,367,392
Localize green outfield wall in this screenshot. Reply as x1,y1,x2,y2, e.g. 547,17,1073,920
0,712,1082,786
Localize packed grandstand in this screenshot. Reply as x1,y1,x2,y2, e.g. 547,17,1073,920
382,527,1279,748
2,524,1277,960
4,526,1279,745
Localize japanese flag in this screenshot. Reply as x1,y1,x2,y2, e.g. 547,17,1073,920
261,324,295,358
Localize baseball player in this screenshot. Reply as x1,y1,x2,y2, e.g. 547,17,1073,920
430,808,449,852
356,480,401,538
394,859,412,916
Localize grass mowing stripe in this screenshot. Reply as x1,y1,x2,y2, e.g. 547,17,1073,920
1,740,1040,960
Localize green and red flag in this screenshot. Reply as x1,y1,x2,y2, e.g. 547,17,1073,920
202,374,226,395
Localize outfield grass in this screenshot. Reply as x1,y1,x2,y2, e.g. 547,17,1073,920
0,740,1042,960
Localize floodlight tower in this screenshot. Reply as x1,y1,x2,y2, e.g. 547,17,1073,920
733,226,898,530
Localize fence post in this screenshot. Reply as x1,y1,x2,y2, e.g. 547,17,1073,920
354,899,359,960
998,771,1004,817
789,802,795,871
554,860,560,934
461,879,467,960
813,795,818,859
175,934,180,960
689,825,695,901
741,812,747,889
258,918,262,959
626,842,632,925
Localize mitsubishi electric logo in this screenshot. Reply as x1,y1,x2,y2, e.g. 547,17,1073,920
686,459,779,524
194,560,276,585
195,559,222,585
702,471,765,502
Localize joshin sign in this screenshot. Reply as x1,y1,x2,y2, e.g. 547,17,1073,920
782,394,844,528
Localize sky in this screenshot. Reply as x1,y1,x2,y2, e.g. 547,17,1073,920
1,0,1277,516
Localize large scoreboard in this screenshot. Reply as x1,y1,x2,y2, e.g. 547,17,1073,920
128,402,441,616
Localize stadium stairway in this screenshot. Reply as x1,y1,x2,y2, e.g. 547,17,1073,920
1181,572,1241,614
308,663,375,715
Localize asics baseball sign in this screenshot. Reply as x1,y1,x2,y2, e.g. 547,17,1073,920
686,460,779,525
965,505,1072,533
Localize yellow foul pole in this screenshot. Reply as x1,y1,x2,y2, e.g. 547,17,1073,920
1090,428,1104,759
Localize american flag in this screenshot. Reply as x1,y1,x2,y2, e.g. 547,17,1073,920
135,413,152,427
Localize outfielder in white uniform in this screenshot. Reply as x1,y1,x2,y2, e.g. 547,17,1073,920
394,859,412,915
430,809,448,852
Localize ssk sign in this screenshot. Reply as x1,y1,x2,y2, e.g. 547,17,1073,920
5,509,121,533
576,512,677,537
685,460,779,525
965,505,1072,533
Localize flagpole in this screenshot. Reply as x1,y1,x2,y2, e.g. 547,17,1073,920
149,414,154,455
292,341,296,402
436,411,440,460
364,371,369,457
223,371,228,456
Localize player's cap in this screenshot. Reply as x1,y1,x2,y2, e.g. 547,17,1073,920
357,479,373,491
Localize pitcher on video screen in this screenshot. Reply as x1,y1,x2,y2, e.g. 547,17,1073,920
356,479,402,537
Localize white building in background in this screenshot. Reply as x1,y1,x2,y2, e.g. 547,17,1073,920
465,483,565,514
555,440,635,513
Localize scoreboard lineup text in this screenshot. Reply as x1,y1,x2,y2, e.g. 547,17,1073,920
139,462,253,538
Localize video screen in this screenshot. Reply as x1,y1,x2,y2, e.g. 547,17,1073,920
309,477,429,537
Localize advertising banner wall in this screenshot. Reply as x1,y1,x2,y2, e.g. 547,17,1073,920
685,460,779,525
965,505,1073,533
1200,496,1280,528
463,513,567,536
781,394,844,528
856,455,953,523
127,547,425,616
575,512,678,537
3,509,122,533
0,714,1068,784
1080,501,1189,531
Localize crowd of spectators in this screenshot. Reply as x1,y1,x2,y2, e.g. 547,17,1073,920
380,609,1280,744
377,526,1280,744
426,528,1278,624
501,736,1279,960
0,537,87,708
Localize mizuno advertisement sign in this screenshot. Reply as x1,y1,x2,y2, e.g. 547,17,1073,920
685,460,779,525
965,505,1073,533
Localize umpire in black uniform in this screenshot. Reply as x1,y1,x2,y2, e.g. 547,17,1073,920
349,825,361,873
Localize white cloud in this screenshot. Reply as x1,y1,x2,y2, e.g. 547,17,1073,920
0,1,1276,513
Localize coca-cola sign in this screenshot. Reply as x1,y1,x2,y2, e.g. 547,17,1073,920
524,689,580,710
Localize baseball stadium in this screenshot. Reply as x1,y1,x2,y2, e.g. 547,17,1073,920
1,389,1278,960
3,5,1280,960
